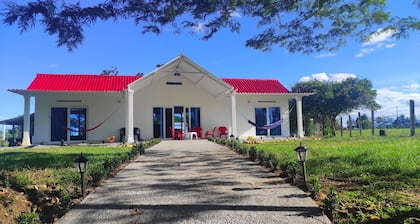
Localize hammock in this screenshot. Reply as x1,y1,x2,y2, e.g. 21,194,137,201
63,106,120,133
63,120,107,133
248,119,283,130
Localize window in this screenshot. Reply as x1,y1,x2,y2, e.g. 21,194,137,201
70,108,86,140
51,107,87,141
255,107,281,136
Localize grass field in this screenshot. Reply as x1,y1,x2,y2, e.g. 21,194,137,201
246,129,420,224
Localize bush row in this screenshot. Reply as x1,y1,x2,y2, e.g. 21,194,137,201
213,138,321,201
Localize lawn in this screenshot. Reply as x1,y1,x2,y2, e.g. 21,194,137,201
0,140,158,223
228,129,420,224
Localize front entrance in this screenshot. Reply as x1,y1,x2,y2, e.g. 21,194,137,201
153,106,201,139
51,107,87,141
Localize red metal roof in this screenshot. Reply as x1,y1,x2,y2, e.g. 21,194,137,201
26,74,141,92
222,78,290,94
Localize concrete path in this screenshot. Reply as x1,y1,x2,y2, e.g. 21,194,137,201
57,140,331,224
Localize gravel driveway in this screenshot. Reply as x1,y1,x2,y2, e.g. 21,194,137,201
57,140,331,224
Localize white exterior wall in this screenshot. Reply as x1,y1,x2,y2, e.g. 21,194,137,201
235,94,291,139
32,92,125,144
132,75,231,139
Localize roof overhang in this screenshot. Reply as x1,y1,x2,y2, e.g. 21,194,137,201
8,89,124,96
235,92,314,97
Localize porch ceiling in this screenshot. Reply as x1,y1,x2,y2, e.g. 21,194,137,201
129,54,233,97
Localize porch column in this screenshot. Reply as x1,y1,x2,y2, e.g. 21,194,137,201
22,93,31,146
125,89,134,143
295,95,304,138
230,90,237,136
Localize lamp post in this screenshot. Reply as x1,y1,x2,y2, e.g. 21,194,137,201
295,143,309,188
74,152,89,198
229,134,235,150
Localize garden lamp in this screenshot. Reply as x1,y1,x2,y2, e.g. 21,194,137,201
230,134,235,149
74,152,89,198
295,143,309,188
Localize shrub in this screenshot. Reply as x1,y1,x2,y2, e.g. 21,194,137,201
308,176,321,199
257,150,268,165
322,187,339,222
88,163,107,186
268,153,280,171
16,212,40,224
239,145,249,155
0,139,9,147
249,146,257,161
10,173,31,191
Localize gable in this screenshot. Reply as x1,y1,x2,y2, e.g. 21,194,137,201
26,74,141,92
128,54,234,97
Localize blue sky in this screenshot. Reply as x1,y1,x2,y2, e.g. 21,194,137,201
1,1,419,122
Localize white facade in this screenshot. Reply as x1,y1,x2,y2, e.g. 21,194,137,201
13,55,309,145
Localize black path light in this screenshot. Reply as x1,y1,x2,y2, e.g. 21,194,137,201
229,134,235,149
295,143,309,188
74,152,90,198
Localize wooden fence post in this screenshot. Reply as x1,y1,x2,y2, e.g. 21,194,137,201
410,100,416,136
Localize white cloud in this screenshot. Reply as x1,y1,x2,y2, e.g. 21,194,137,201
375,86,420,117
355,28,397,57
402,80,420,91
230,11,241,18
355,47,375,58
193,23,205,33
316,52,336,58
363,28,397,46
299,72,356,83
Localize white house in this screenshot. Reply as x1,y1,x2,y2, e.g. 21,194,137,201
9,54,310,146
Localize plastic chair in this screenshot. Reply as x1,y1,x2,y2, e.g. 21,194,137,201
191,127,202,139
169,127,183,140
218,126,228,138
205,127,217,138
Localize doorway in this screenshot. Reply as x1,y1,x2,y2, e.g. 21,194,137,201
153,106,201,139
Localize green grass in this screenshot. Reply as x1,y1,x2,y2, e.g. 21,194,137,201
0,145,133,170
247,129,420,223
0,140,159,223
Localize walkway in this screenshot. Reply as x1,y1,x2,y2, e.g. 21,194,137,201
57,140,331,224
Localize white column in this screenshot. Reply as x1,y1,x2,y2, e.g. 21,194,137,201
22,93,31,146
125,89,134,143
295,95,304,138
230,90,237,137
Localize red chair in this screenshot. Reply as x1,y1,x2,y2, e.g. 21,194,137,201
191,127,202,139
205,127,217,138
169,127,183,140
218,126,228,138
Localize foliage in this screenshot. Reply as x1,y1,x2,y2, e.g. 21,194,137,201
15,211,40,224
292,78,379,136
101,66,119,76
2,1,419,52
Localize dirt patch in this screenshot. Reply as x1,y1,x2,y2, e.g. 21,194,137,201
0,187,32,223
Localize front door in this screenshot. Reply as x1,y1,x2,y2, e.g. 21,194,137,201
152,106,201,139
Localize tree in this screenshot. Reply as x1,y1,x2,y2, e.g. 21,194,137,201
101,66,119,76
292,77,379,136
356,113,371,129
2,1,419,52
